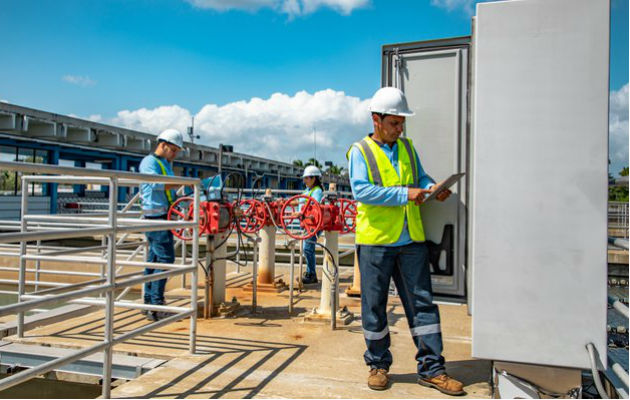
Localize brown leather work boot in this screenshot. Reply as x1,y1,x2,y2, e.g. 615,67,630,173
418,374,465,396
367,368,389,390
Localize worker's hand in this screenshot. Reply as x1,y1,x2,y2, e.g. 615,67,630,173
430,181,451,202
408,188,432,205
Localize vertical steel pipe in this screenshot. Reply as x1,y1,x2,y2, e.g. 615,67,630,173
252,237,258,313
101,178,117,399
34,239,41,292
289,243,295,314
17,177,29,338
189,183,199,354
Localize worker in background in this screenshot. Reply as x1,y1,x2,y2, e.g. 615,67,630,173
300,165,324,284
347,87,465,396
139,128,184,322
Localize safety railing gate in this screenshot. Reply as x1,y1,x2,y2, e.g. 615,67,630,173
0,161,200,398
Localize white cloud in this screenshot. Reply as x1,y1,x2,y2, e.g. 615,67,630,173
108,90,371,165
430,0,475,15
0,99,8,103
609,84,629,176
186,0,369,17
62,75,97,88
111,105,192,135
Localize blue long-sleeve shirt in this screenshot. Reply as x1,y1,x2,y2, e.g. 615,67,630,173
348,135,435,246
139,154,175,217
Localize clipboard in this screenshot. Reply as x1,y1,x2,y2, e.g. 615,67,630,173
422,172,466,202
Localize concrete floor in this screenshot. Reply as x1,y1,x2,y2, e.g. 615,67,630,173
6,265,492,399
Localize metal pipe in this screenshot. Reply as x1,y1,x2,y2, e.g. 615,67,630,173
608,237,629,250
586,343,609,399
102,177,117,398
608,295,629,319
34,239,41,292
0,161,198,184
189,183,200,354
22,255,192,270
289,242,295,314
24,214,141,223
0,278,66,287
31,271,142,296
41,240,145,256
0,227,114,245
0,267,102,277
17,177,28,338
23,176,155,186
298,241,304,291
612,362,629,389
0,284,113,317
20,295,189,313
251,236,259,313
121,192,141,213
113,266,195,290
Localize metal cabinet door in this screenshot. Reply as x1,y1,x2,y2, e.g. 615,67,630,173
382,38,470,298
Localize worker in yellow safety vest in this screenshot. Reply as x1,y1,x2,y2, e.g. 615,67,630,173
347,87,465,396
139,128,183,322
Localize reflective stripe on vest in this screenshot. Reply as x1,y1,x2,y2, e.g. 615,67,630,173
348,135,425,245
152,155,175,205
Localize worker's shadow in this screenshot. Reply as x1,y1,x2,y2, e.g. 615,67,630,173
388,359,492,387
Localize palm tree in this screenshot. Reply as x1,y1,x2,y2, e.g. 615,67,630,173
327,164,342,176
306,158,322,169
292,159,304,167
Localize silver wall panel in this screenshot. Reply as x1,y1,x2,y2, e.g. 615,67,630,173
397,47,469,297
471,0,609,369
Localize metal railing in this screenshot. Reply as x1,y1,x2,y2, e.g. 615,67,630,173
0,161,200,398
608,201,629,238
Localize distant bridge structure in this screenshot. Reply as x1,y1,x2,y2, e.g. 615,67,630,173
0,102,350,218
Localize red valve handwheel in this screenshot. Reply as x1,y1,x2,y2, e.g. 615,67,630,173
236,199,267,233
279,194,323,240
338,198,357,234
167,197,208,240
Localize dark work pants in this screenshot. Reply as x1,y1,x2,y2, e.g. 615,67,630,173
144,228,175,305
358,242,445,378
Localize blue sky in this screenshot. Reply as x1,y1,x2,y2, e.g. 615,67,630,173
0,0,627,171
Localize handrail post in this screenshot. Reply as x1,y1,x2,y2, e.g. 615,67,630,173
101,177,117,399
289,241,295,314
17,176,29,338
189,183,199,354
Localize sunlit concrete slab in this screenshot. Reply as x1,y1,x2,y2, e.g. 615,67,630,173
0,112,18,130
97,131,126,148
66,126,96,143
4,267,490,399
23,117,65,138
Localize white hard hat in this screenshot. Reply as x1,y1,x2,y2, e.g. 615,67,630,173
157,128,184,149
368,87,415,117
302,165,322,178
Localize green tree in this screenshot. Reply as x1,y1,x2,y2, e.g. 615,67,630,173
292,159,304,167
306,158,322,169
609,166,629,202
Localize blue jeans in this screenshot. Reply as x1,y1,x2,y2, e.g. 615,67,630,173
303,235,318,276
144,229,175,305
358,242,445,378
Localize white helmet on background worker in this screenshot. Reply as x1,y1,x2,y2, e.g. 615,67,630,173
302,165,322,178
368,87,415,117
157,128,184,149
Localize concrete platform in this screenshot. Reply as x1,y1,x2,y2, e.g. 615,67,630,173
3,267,491,399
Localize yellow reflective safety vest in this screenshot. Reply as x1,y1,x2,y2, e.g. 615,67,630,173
347,135,425,245
151,155,175,205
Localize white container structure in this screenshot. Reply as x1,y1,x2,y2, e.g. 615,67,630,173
381,0,610,372
470,0,609,370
